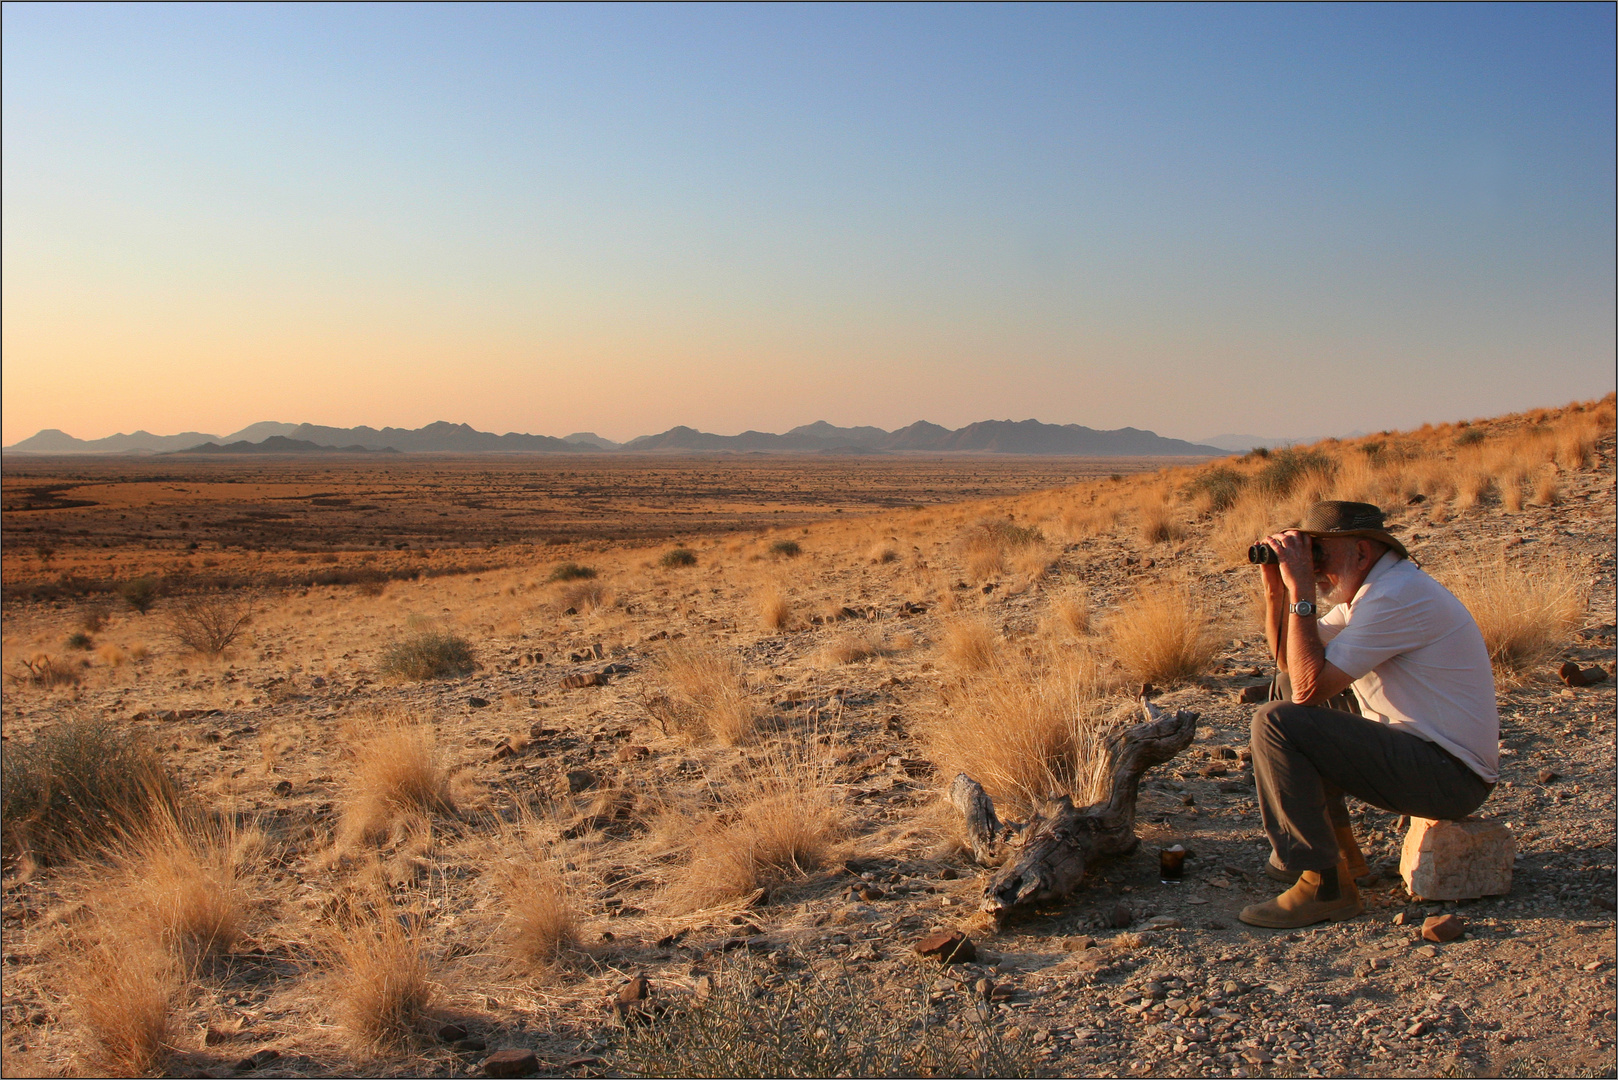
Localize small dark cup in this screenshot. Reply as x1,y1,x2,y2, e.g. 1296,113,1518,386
1159,845,1186,883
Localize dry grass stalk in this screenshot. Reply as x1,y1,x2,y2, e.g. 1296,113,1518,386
1443,557,1585,682
68,936,177,1076
340,715,457,846
756,585,790,631
1103,583,1222,685
922,650,1115,819
659,642,758,745
1043,589,1091,638
501,863,577,970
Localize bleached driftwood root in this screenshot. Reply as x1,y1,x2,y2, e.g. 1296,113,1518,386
949,699,1199,919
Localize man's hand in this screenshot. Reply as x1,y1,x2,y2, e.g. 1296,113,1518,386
1264,530,1317,602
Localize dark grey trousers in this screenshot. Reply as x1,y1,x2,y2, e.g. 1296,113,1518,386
1251,673,1494,872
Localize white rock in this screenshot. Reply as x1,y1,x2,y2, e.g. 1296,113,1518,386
1400,817,1515,900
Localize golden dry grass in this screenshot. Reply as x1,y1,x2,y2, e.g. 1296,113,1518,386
1041,588,1091,638
1442,556,1587,683
319,893,435,1049
922,648,1116,818
113,807,253,964
941,618,999,672
819,630,886,665
755,584,791,631
67,936,177,1077
500,864,578,971
1103,582,1223,685
339,714,458,847
658,641,758,745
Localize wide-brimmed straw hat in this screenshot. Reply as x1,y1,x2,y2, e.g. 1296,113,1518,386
1295,501,1410,560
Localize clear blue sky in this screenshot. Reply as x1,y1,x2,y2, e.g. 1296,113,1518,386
4,2,1613,444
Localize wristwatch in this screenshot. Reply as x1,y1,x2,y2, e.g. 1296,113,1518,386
1289,600,1318,618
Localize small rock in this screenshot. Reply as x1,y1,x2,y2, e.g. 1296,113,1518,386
272,780,293,796
1393,911,1409,926
614,975,651,1018
1109,902,1133,928
437,1022,469,1043
1422,914,1465,942
616,744,651,762
560,672,607,689
1400,817,1515,900
469,696,490,708
482,1048,540,1078
1415,944,1439,958
233,1049,281,1073
914,930,976,964
309,675,326,687
1558,661,1610,687
1407,493,1427,505
456,1038,487,1053
1063,936,1097,952
1537,768,1560,784
559,770,599,795
1237,683,1270,704
1142,916,1181,930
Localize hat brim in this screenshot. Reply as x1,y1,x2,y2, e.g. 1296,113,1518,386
1298,527,1410,561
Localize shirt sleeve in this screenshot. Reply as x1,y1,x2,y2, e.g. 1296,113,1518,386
1317,603,1348,645
1323,587,1438,679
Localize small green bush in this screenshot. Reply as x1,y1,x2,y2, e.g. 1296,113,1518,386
1454,427,1486,447
1257,447,1337,496
612,956,1036,1078
661,548,698,569
1184,467,1248,513
1,719,179,864
379,630,475,680
768,540,802,559
119,576,161,614
547,562,598,582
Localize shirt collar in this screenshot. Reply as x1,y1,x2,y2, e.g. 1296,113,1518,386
1347,550,1401,610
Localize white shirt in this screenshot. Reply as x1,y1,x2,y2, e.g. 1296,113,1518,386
1317,552,1500,783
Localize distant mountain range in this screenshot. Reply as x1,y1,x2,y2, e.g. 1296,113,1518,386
4,419,1228,457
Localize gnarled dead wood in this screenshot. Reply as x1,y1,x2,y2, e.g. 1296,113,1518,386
951,698,1199,919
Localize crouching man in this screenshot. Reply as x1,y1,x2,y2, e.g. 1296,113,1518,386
1239,501,1498,929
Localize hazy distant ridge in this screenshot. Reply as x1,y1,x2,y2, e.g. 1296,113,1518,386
6,419,1225,456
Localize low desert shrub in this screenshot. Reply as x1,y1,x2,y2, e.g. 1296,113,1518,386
866,540,900,564
1137,500,1186,545
1257,447,1337,496
657,642,758,745
661,547,699,568
379,629,475,680
546,562,598,582
67,630,95,650
167,592,254,656
340,715,458,845
1103,583,1223,686
1185,467,1248,514
557,579,611,613
118,576,161,614
1,719,178,864
613,955,1035,1078
767,539,802,559
8,653,82,688
1443,557,1585,682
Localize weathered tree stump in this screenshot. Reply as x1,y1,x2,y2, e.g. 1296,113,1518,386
949,699,1199,919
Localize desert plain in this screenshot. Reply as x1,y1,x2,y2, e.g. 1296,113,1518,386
1,400,1614,1079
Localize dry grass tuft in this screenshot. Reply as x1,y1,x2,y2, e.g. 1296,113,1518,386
922,649,1116,818
756,585,791,631
1137,500,1187,545
556,579,611,613
1442,556,1586,682
68,936,178,1076
657,642,758,745
665,758,846,912
500,864,577,971
115,808,251,964
866,540,900,564
1103,583,1223,685
340,715,458,846
7,652,82,688
819,631,885,665
1042,589,1091,638
378,628,475,680
319,892,435,1049
941,618,999,672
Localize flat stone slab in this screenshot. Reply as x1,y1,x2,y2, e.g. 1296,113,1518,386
1400,817,1515,900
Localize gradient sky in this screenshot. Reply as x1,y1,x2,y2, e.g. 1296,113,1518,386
3,3,1613,446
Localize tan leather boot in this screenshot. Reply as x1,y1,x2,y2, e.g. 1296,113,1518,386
1265,823,1371,883
1239,869,1364,929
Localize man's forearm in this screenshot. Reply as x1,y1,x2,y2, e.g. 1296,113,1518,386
1284,613,1332,704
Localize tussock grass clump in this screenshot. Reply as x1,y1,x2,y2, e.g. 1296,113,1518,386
379,628,475,680
1138,500,1187,545
546,561,597,582
112,808,253,964
2,719,178,865
1443,557,1585,682
319,892,435,1049
1257,447,1337,496
818,630,889,665
67,630,95,650
557,579,611,613
866,540,900,564
613,955,1035,1078
767,539,802,559
756,585,791,631
942,619,999,672
118,575,160,614
1185,466,1248,515
922,650,1115,818
657,642,758,745
1042,589,1091,638
166,592,254,656
961,519,1042,582
68,937,178,1077
661,547,699,568
1103,583,1223,686
500,864,577,971
664,763,846,912
340,715,458,846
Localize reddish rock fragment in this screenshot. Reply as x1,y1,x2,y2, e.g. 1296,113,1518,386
914,929,976,964
560,672,607,689
1421,914,1465,943
482,1048,540,1078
